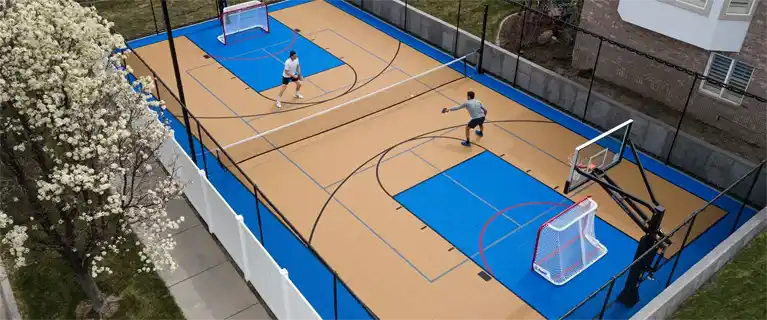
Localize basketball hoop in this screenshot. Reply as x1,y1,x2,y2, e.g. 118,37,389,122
568,153,597,172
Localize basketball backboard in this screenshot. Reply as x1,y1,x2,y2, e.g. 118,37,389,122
563,119,633,194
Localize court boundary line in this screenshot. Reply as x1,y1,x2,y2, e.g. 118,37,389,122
325,27,601,198
152,0,736,312
368,136,566,319
185,28,331,73
408,149,519,225
130,1,760,317
177,0,647,291
184,43,447,282
125,0,315,49
389,148,630,283
327,0,744,261
323,127,461,189
324,3,764,315
326,0,736,216
261,48,329,94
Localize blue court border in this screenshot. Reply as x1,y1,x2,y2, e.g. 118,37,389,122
127,0,314,49
324,0,757,231
123,0,762,318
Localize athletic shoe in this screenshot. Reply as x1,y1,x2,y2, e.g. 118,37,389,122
295,92,304,99
276,101,282,108
476,130,483,136
461,140,471,147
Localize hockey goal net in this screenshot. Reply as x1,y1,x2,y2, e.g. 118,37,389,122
218,0,270,45
532,197,607,285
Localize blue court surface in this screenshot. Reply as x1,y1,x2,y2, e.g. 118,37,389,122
123,0,763,318
395,151,641,319
185,19,344,92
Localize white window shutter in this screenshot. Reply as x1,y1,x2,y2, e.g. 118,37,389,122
702,54,732,94
727,0,753,14
721,61,754,103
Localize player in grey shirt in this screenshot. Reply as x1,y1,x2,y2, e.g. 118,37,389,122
442,91,487,146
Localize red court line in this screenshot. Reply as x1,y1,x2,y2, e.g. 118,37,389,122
478,202,570,278
210,29,298,61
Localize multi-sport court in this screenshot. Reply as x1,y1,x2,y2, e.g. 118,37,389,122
124,0,761,318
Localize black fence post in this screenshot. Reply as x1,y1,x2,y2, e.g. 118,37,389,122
580,38,603,121
254,187,265,244
730,163,764,235
666,216,700,287
598,280,617,319
153,73,161,100
665,77,698,164
197,124,208,177
149,0,159,34
512,7,527,86
453,0,462,57
333,273,339,320
403,0,408,30
160,0,197,165
477,5,489,74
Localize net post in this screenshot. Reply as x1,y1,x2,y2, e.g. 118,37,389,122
477,5,489,74
160,0,198,165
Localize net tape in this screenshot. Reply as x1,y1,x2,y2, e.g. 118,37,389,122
201,51,476,164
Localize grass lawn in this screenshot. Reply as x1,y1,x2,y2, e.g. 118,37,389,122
673,231,767,319
7,241,184,319
408,0,520,42
80,0,519,43
78,0,272,41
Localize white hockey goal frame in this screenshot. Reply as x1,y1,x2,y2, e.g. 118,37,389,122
531,196,607,286
218,0,271,45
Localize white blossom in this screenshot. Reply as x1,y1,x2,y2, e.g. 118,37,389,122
0,0,184,282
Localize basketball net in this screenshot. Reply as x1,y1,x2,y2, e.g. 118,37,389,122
568,153,597,172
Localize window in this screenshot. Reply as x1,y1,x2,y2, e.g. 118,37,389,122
658,0,713,15
701,53,755,105
679,0,708,8
725,0,756,14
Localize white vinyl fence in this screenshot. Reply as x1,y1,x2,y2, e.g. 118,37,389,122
155,123,321,320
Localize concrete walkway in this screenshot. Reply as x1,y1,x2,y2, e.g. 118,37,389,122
162,197,273,320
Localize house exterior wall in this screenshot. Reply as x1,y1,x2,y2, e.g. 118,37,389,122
573,0,766,161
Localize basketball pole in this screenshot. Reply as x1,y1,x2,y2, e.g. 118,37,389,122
573,141,668,308
160,0,198,165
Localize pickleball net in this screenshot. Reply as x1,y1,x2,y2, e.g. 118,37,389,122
210,51,476,167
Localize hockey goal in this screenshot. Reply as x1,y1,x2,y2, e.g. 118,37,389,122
218,0,270,45
532,197,607,285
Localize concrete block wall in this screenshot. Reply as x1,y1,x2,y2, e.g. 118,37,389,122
348,0,766,208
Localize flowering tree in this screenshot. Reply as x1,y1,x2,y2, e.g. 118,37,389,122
0,0,184,316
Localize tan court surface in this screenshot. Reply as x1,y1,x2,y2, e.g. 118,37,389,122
127,1,727,318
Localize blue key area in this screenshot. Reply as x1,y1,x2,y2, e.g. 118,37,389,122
395,151,639,319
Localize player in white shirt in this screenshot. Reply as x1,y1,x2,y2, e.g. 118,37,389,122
276,50,303,108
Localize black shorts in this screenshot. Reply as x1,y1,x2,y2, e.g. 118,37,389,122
282,76,298,85
467,117,485,128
